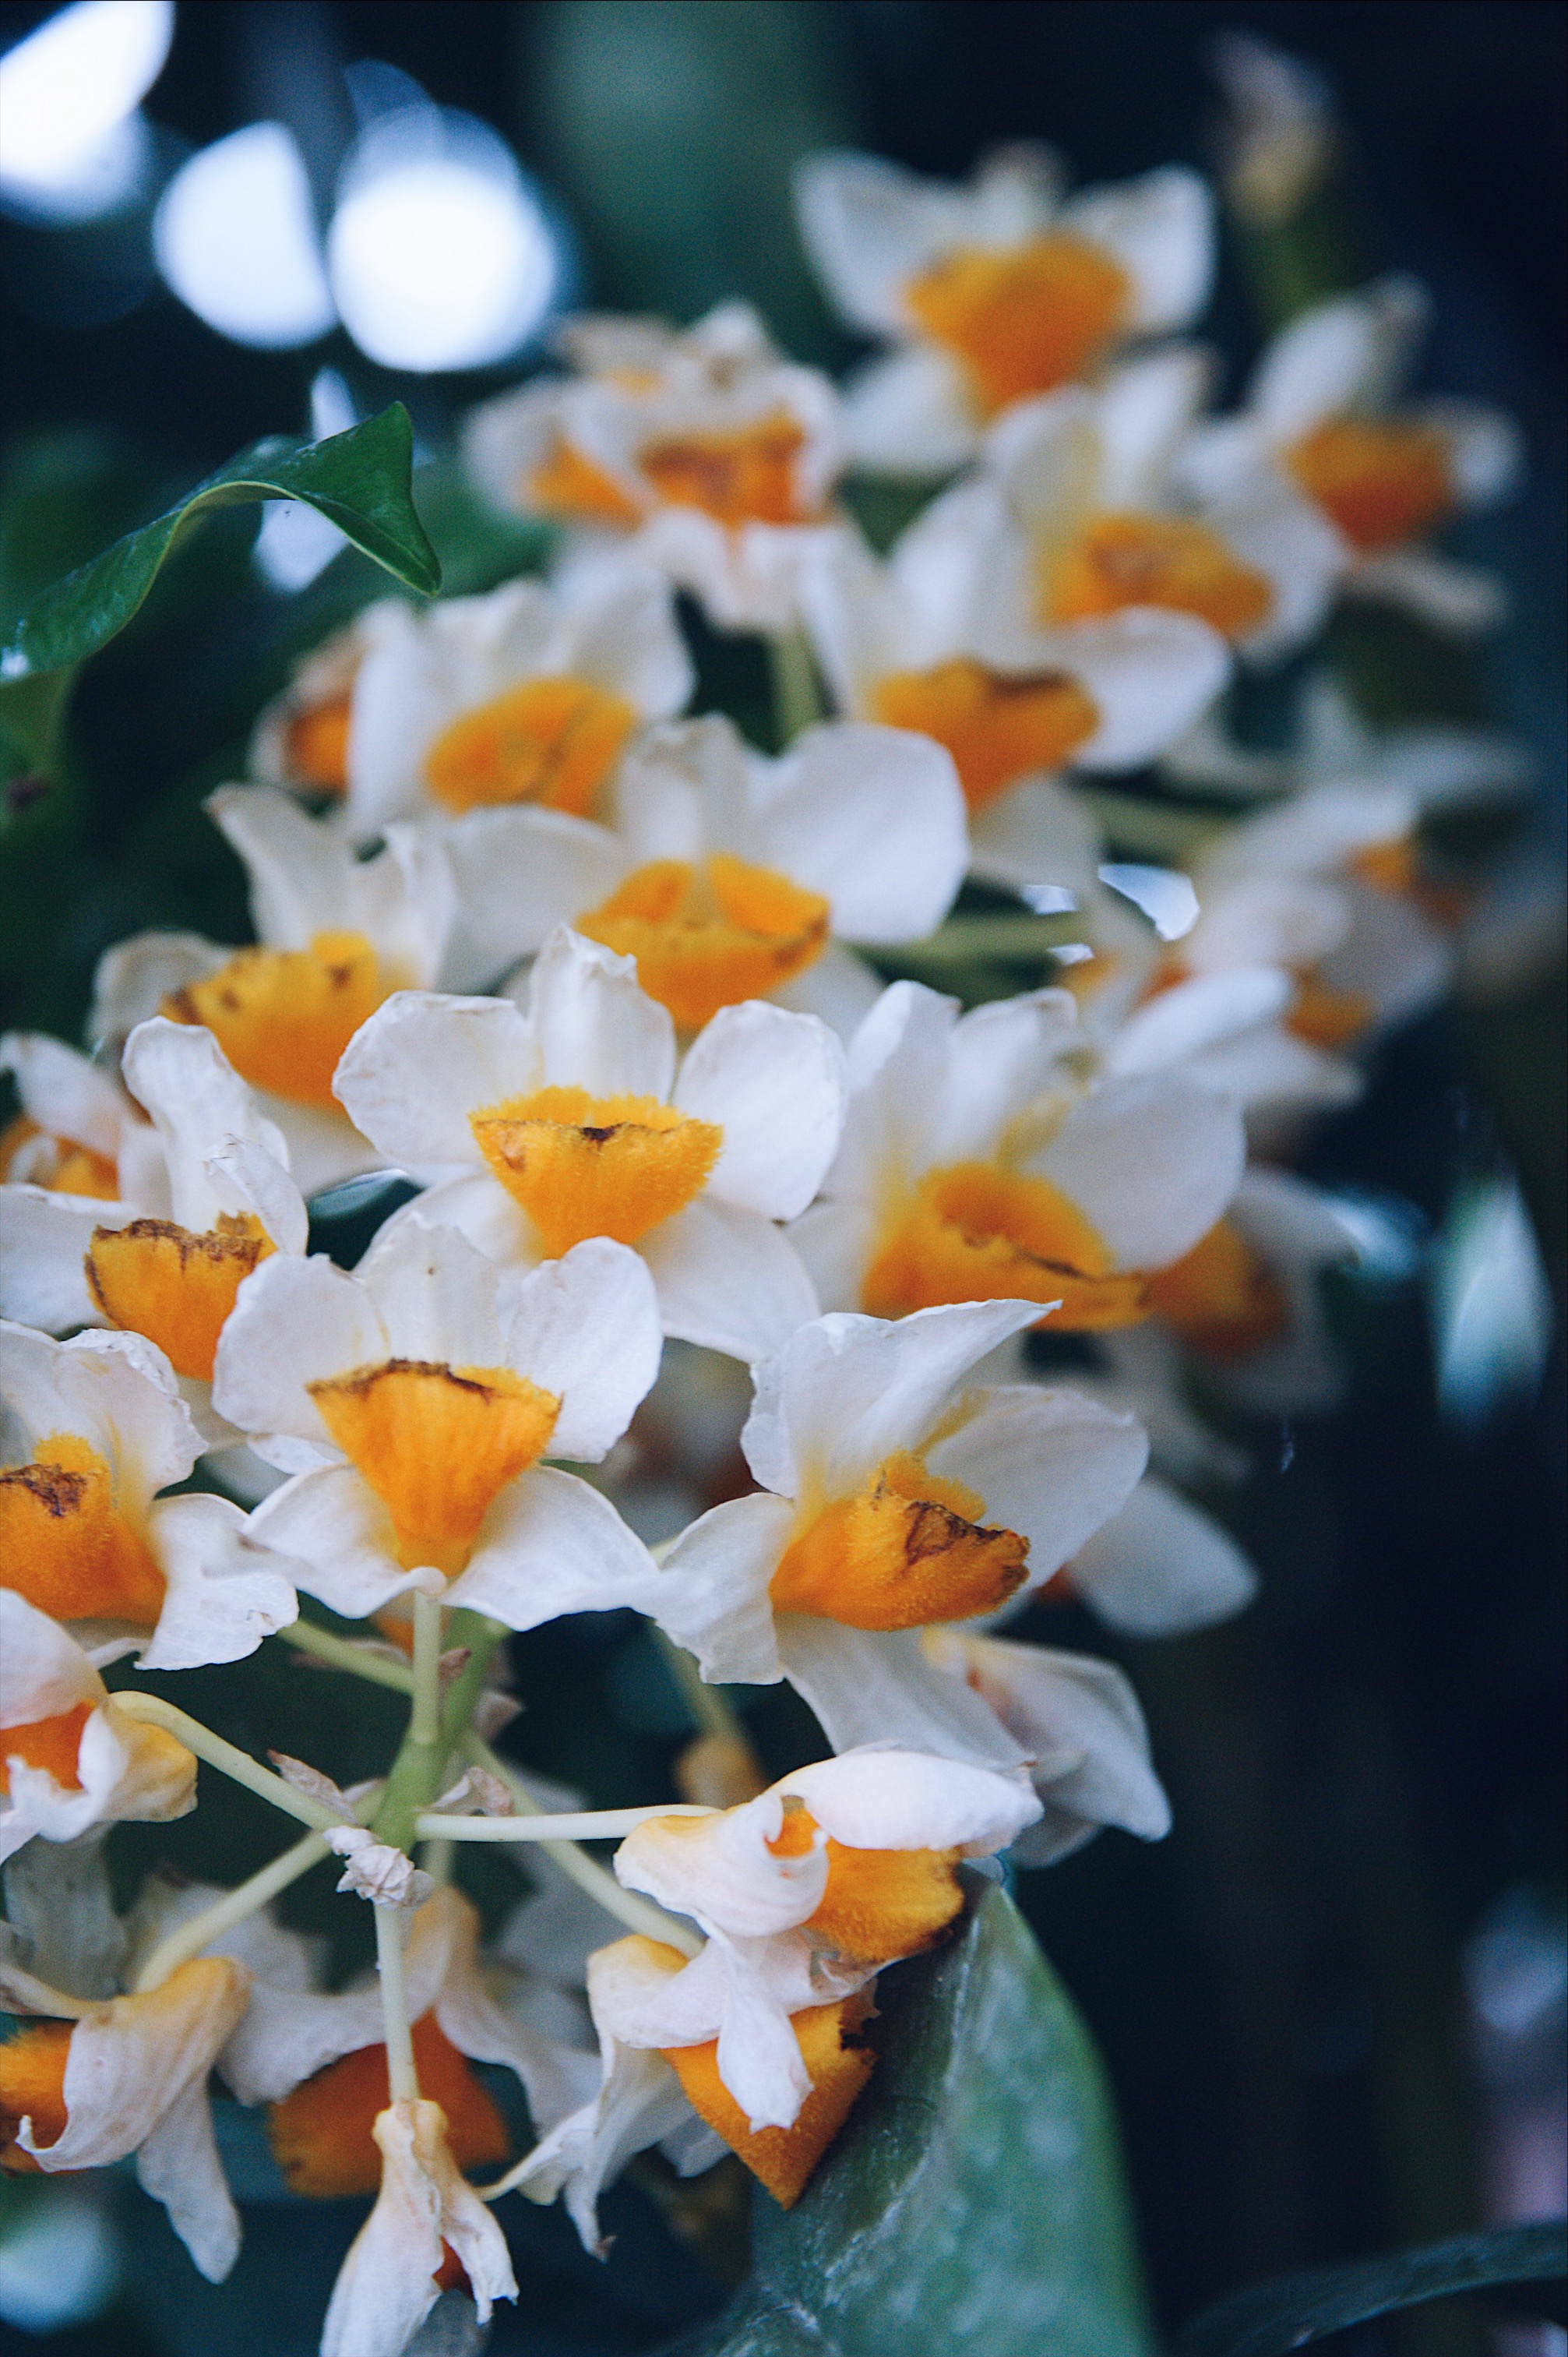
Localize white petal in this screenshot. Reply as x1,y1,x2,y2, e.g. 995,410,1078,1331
1105,966,1294,1074
134,2077,240,2283
244,1464,410,1618
642,1198,819,1363
965,774,1103,897
1347,546,1509,633
0,1590,100,1724
211,1253,386,1443
617,1800,829,1939
1027,1072,1246,1268
674,1001,846,1219
792,152,961,337
202,1134,308,1258
928,1384,1148,1586
1422,398,1524,509
1249,276,1430,438
1062,166,1214,333
840,344,980,474
0,1032,127,1159
333,990,537,1173
2,1325,200,1519
777,1746,1041,1854
503,1239,662,1460
776,1618,1028,1769
206,785,357,949
1069,1474,1258,1634
354,1219,506,1367
787,1199,878,1314
527,926,675,1098
1091,347,1214,507
140,1492,298,1671
1218,492,1347,662
756,723,967,943
0,1184,118,1332
515,2031,696,2258
437,809,629,986
1061,609,1233,771
652,1491,795,1685
252,1097,382,1200
322,2101,516,2357
770,940,886,1039
743,1299,1047,1502
446,1465,661,1629
378,1172,538,1275
23,1958,249,2175
121,1018,294,1235
89,931,231,1051
928,990,1080,1165
1183,1025,1362,1118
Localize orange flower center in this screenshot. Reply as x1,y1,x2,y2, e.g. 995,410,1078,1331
161,929,392,1111
308,1360,561,1579
86,1213,274,1382
470,1084,721,1254
423,676,637,819
1144,1219,1291,1359
904,235,1130,415
870,658,1099,811
1286,974,1376,1051
1043,512,1276,638
0,1701,93,1796
637,412,817,527
0,2020,73,2169
1284,417,1453,553
267,2015,510,2200
526,436,644,526
862,1160,1149,1330
0,1432,167,1627
770,1447,1028,1631
0,1117,120,1199
576,854,831,1032
284,692,353,793
767,1798,964,1964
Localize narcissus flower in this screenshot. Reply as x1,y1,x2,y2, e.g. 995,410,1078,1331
0,1591,195,1862
790,979,1247,1334
652,1298,1147,1762
0,1324,297,1670
253,559,692,842
217,1220,664,1624
520,1747,1037,2239
0,1945,249,2281
333,927,845,1362
1180,277,1522,633
465,304,847,632
795,145,1214,471
897,350,1344,668
0,1030,161,1209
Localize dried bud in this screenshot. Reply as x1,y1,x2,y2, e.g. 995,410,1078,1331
325,1827,433,1908
437,1646,473,1688
473,1689,523,1743
269,1753,357,1821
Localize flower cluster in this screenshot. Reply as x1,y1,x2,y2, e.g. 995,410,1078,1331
0,119,1529,2357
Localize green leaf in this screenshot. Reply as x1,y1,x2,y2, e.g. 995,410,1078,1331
0,405,439,772
1174,2221,1568,2357
685,1880,1156,2357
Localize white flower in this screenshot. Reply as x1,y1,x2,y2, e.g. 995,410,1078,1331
254,558,692,844
800,518,1230,860
464,302,847,632
795,144,1215,471
895,349,1344,670
791,978,1248,1331
216,1219,664,1625
1212,32,1335,228
652,1298,1147,1765
0,1322,298,1671
0,1946,250,2281
1051,1471,1260,1637
921,1631,1171,1861
1180,276,1523,633
333,926,846,1362
0,1591,196,1862
321,2101,517,2357
520,1745,1036,2242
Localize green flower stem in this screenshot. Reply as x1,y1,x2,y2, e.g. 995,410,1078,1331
410,1590,444,1749
375,1900,419,2103
1073,786,1228,864
371,1609,509,1855
887,912,1089,968
414,1802,715,1842
768,625,823,748
284,1618,415,1693
459,1733,703,1958
111,1692,347,1831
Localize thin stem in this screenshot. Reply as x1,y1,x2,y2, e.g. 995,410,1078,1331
460,1734,703,1959
371,1609,509,1854
421,1836,455,1886
414,1803,715,1843
375,1902,419,2103
284,1618,414,1695
768,626,823,750
410,1590,443,1750
134,1830,329,1992
111,1692,347,1832
887,912,1089,967
651,1625,743,1742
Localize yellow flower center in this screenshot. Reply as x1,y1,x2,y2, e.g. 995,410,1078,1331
86,1213,273,1382
576,854,831,1032
1043,511,1276,638
284,691,353,793
160,930,392,1111
0,1117,121,1199
1286,974,1376,1051
903,234,1131,414
422,676,637,819
869,658,1099,811
770,1447,1029,1630
1144,1219,1291,1359
308,1360,561,1578
526,435,645,525
267,2014,509,2200
766,1796,965,1964
469,1084,721,1254
0,2020,74,2168
0,1432,167,1628
862,1160,1148,1329
1284,417,1453,553
0,1701,93,1797
637,411,818,526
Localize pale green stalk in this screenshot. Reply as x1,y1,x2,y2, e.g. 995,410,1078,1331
768,625,822,746
111,1692,347,1832
410,1590,444,1749
375,1901,419,2101
414,1803,715,1843
284,1618,414,1694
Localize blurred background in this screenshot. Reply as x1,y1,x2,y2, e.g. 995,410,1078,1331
0,5,1563,2353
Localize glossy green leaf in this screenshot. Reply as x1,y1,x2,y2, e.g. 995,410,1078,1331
684,1880,1156,2357
1174,2220,1568,2357
0,405,439,771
